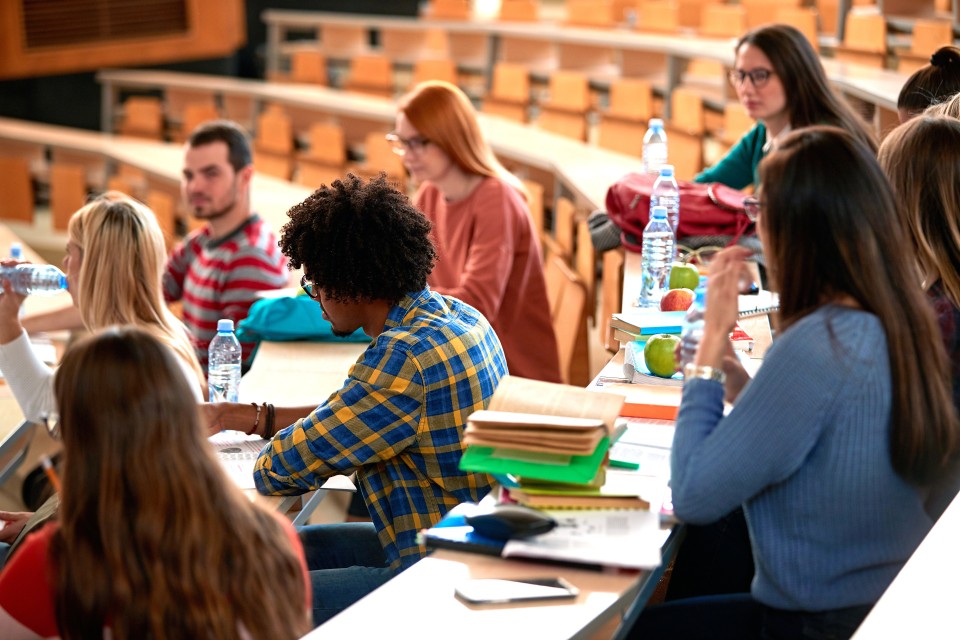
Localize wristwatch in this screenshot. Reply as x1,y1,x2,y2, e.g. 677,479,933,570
683,363,727,385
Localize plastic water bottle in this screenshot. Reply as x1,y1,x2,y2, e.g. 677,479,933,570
651,165,680,235
642,118,668,175
0,264,68,296
679,276,708,369
638,206,675,308
208,319,241,403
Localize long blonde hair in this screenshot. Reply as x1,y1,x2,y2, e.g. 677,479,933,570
68,192,204,388
878,115,960,307
51,327,310,639
397,80,529,201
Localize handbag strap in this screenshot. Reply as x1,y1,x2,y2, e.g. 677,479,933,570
706,183,741,213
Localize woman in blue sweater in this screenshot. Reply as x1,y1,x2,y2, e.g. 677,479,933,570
631,126,960,639
695,25,876,190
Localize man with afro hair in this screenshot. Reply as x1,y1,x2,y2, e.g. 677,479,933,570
219,174,507,626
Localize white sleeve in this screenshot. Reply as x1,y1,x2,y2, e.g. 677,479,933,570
0,331,55,422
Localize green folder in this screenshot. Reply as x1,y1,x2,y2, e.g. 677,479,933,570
459,437,610,485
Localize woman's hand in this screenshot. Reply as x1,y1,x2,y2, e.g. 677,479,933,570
693,246,753,369
0,511,33,543
0,259,27,345
720,340,752,404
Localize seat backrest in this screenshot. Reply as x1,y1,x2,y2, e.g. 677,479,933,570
425,0,471,19
499,0,539,21
413,58,458,87
119,96,164,138
669,87,705,134
0,156,35,222
566,0,615,28
843,10,886,54
699,3,746,38
721,101,754,145
291,49,328,85
346,54,394,94
305,122,347,166
255,104,294,154
608,78,653,121
910,19,953,56
575,217,597,323
636,0,679,33
490,62,530,103
50,162,87,230
599,247,625,352
543,256,588,385
181,102,221,139
775,7,820,52
364,131,405,180
547,70,591,113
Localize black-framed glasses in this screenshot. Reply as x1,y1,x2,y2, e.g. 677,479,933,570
300,274,320,300
743,196,763,222
728,68,774,88
385,132,431,156
41,412,60,440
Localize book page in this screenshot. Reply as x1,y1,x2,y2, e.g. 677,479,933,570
209,431,269,490
487,376,625,430
502,508,670,569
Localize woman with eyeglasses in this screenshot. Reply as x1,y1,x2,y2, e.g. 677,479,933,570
0,327,312,639
391,80,562,383
0,192,204,559
695,24,876,190
629,126,960,639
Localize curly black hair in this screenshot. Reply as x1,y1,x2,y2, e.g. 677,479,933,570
279,173,437,304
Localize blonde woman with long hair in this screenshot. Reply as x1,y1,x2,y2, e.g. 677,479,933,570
0,327,311,639
0,191,204,423
393,80,561,382
879,115,960,409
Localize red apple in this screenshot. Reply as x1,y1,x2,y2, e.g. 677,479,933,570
660,287,694,312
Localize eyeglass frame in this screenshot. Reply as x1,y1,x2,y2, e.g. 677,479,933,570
728,68,775,89
385,132,431,156
300,274,327,315
742,196,762,223
41,412,60,440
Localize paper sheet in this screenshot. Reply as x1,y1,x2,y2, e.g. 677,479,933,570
209,431,269,490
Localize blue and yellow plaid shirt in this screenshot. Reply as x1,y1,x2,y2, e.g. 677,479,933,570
254,288,507,569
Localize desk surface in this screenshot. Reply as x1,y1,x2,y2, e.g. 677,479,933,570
95,69,642,211
0,116,311,235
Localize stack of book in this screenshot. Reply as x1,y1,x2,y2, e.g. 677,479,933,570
459,376,651,508
609,309,685,348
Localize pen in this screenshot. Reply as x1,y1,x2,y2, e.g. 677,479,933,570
41,455,61,494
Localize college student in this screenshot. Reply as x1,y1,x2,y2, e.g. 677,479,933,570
695,24,876,190
897,46,960,122
393,80,562,383
0,192,204,561
630,126,960,639
879,115,960,409
164,119,288,372
0,327,311,639
207,174,507,625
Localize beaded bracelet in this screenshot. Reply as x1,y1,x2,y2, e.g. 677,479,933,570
264,403,276,439
246,402,263,436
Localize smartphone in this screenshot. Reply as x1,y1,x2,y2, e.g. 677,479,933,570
454,577,579,605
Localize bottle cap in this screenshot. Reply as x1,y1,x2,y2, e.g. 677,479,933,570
651,206,667,219
217,319,235,332
649,118,664,129
10,242,22,261
658,165,675,177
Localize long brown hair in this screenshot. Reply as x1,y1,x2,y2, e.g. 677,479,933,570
50,327,310,639
69,192,204,390
759,126,958,484
738,25,877,153
878,115,960,306
397,80,529,200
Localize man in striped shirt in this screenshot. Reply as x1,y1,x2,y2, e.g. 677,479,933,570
164,120,288,373
213,174,507,627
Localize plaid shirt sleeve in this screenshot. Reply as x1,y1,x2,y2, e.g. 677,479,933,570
254,341,424,495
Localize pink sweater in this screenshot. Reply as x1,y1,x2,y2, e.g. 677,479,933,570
416,177,562,383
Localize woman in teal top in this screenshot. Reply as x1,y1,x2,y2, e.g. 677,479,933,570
695,25,877,190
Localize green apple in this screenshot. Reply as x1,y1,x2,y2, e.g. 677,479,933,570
644,334,681,378
669,262,700,291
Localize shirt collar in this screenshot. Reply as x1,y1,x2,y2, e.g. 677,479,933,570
383,287,433,329
763,124,792,154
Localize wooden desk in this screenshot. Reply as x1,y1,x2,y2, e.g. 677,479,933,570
261,9,908,125
95,69,642,212
0,117,311,237
306,527,680,640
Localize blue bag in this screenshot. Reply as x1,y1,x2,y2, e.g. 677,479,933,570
236,293,369,343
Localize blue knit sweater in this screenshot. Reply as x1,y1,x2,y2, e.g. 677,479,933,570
672,305,949,611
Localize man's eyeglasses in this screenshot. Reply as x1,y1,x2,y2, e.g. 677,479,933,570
386,132,431,156
300,274,320,300
41,412,60,440
728,68,774,89
742,196,763,223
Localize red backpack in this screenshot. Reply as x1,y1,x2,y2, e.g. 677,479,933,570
605,172,755,251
